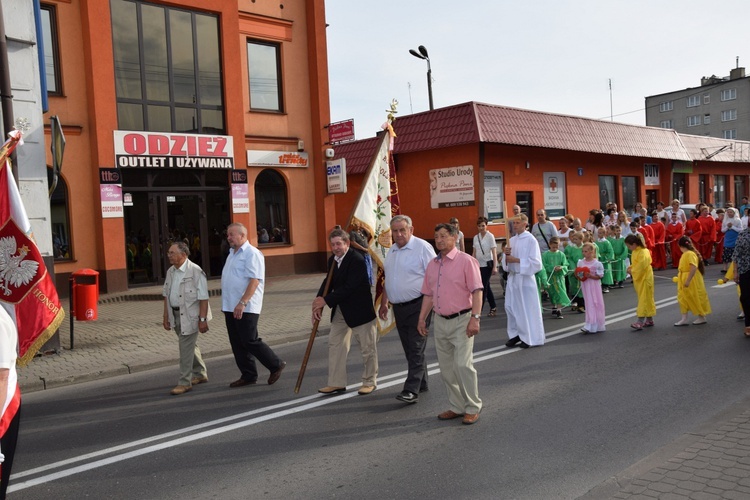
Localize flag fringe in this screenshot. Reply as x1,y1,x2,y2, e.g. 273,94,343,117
16,308,65,367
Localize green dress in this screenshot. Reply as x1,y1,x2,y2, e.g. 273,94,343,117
542,250,569,306
564,244,584,300
608,236,629,283
595,239,614,286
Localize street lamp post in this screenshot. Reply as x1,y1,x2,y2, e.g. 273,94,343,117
409,45,433,111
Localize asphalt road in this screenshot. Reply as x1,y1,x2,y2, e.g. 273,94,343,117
9,269,749,500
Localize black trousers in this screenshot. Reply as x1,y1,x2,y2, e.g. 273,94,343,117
740,270,750,328
0,403,20,500
393,298,429,394
479,262,496,310
224,312,283,382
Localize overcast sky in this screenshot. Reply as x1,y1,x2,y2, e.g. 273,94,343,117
325,0,750,140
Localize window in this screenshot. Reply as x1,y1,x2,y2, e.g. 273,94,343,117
622,177,638,215
247,40,283,112
721,109,737,122
687,95,700,107
673,173,686,203
723,129,737,139
47,168,72,260
659,101,673,112
703,94,710,104
254,169,289,244
703,114,710,125
659,120,673,129
687,115,700,127
721,88,736,101
714,175,727,208
735,176,746,207
40,4,62,95
598,176,617,211
111,0,224,133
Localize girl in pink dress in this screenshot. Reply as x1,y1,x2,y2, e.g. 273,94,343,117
577,242,606,334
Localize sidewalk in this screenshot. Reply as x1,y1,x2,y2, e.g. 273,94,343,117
19,273,328,392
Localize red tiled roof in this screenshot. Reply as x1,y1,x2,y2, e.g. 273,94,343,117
333,101,750,173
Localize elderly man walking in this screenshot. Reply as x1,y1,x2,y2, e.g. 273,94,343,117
531,208,558,253
162,241,211,395
379,215,436,404
221,223,286,388
503,214,546,349
418,223,483,425
313,228,378,395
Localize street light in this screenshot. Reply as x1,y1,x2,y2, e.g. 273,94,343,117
409,45,433,111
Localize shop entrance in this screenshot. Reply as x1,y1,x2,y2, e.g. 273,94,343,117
646,190,659,212
122,169,231,286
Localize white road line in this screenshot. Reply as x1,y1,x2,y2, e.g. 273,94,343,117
8,291,728,492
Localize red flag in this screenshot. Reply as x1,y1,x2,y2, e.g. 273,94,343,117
0,134,65,367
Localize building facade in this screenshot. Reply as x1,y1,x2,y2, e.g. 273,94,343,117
645,66,750,141
41,0,334,294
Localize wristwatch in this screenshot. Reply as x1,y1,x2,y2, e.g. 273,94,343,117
239,300,247,306
199,317,207,322
471,313,481,320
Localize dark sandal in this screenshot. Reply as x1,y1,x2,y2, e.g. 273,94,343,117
488,308,497,317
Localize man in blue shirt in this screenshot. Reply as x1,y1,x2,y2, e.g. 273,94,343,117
221,223,286,388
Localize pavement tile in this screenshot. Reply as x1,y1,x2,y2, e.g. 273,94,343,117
687,492,720,500
706,478,738,490
699,450,725,459
722,468,750,478
647,481,676,493
666,471,694,481
695,469,724,480
723,491,750,500
679,480,708,492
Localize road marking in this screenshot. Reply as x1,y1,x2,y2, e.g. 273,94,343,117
10,292,730,493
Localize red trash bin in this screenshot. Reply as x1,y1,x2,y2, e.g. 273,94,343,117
71,269,99,321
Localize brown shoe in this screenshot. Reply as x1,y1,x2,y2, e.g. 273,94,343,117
462,413,480,425
357,385,376,395
170,385,192,395
437,410,464,420
191,376,208,385
744,327,750,338
268,361,286,385
229,378,257,388
318,386,346,395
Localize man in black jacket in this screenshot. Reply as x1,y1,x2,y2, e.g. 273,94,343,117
312,228,378,395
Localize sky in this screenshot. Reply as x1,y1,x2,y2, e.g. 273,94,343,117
325,0,750,140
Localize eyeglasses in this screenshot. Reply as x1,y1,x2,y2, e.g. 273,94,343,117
536,213,544,216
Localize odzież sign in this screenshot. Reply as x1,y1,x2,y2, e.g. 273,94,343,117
327,119,355,144
114,131,234,169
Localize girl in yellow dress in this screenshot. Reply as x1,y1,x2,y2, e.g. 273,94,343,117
674,236,711,326
624,234,655,330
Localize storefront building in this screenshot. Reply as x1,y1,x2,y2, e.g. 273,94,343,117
331,102,750,243
42,0,332,293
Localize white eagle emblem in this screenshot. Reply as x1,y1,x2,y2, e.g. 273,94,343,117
0,236,39,296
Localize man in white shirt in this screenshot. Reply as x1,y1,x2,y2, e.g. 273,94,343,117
379,215,436,404
530,209,559,253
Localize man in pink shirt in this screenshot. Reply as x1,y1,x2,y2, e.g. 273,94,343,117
418,223,483,425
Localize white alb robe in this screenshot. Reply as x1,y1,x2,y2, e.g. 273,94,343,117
502,231,546,346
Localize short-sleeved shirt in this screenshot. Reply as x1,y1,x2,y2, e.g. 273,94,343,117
384,236,436,304
473,231,497,265
164,259,209,308
221,241,265,314
421,247,483,316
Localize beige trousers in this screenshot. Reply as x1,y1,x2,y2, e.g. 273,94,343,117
433,313,482,414
173,314,207,386
327,310,378,388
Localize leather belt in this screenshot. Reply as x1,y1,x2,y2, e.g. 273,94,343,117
437,308,471,320
392,295,422,307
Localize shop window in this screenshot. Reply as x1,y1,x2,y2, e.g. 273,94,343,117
47,168,72,260
734,176,746,207
672,173,686,203
111,0,224,133
247,40,283,112
40,4,62,95
254,169,289,244
598,175,617,211
713,175,727,208
621,176,639,215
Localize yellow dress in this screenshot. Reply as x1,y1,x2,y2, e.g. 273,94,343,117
677,251,711,316
631,247,656,317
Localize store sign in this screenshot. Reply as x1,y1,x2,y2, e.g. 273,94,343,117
429,165,475,209
231,169,249,214
644,163,660,185
99,168,123,218
328,119,355,144
247,150,309,168
543,172,566,218
113,131,234,169
326,159,347,194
